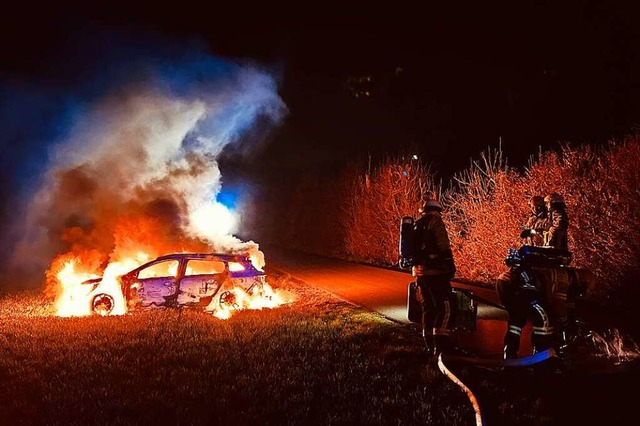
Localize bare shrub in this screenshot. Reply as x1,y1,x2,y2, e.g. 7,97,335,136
266,136,640,298
443,146,524,282
445,137,640,292
341,154,438,265
523,140,640,293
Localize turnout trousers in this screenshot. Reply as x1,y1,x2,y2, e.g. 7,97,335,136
417,274,455,354
496,269,554,359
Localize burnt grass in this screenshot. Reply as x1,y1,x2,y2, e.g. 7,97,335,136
3,271,638,426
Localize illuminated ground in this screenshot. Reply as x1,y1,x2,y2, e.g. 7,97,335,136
0,271,474,425
268,248,518,356
269,250,640,424
1,267,638,425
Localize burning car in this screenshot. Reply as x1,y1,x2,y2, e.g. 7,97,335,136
82,253,267,316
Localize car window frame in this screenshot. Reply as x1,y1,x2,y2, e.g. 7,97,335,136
135,258,182,280
183,258,229,277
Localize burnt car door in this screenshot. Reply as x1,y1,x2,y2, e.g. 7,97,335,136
227,258,265,293
134,259,181,307
178,259,230,306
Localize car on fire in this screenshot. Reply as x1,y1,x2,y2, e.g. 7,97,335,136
83,253,266,316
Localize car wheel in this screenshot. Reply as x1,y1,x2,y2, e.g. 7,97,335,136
91,293,115,316
218,290,238,309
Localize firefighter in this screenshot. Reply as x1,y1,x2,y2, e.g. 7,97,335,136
544,193,569,250
412,198,457,356
496,250,555,359
520,196,549,246
551,273,582,357
542,193,578,353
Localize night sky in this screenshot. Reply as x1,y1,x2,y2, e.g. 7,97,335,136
1,1,639,185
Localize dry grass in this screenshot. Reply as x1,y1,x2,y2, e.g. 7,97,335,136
0,271,473,426
1,270,620,426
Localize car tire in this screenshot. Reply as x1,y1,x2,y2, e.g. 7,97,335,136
218,290,238,309
91,293,115,316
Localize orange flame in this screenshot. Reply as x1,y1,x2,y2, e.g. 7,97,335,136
54,259,101,317
210,282,289,320
53,255,144,317
44,189,281,318
50,244,288,318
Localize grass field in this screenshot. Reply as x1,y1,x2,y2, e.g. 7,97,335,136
4,269,638,425
0,270,476,426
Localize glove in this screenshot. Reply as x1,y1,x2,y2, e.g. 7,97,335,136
412,265,425,277
399,258,413,270
520,229,533,239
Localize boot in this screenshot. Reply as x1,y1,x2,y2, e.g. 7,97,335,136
421,311,435,356
503,332,520,360
434,334,454,356
555,330,569,358
532,331,554,355
504,345,518,360
423,332,435,356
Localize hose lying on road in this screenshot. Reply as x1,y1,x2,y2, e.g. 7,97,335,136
437,353,485,426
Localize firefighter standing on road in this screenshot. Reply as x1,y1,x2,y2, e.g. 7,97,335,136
412,198,457,356
520,196,549,246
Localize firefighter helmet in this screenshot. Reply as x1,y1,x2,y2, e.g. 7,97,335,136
420,199,443,212
528,196,545,208
544,193,564,204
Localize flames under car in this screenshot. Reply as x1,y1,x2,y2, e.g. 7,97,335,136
82,253,267,315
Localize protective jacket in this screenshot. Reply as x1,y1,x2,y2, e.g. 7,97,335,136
524,212,549,246
545,204,569,249
412,211,455,277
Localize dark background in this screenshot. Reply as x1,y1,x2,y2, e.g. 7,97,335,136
1,1,639,184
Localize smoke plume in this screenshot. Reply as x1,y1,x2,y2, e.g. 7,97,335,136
2,38,285,289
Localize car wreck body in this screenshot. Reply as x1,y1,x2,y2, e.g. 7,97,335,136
83,253,266,315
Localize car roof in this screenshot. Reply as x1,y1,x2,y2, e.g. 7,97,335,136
147,252,265,278
154,253,250,262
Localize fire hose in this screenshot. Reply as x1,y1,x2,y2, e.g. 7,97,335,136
437,353,485,426
435,348,558,426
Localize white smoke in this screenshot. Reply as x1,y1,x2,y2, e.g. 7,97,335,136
14,60,285,279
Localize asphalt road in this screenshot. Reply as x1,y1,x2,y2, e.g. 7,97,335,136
268,249,640,423
268,249,534,356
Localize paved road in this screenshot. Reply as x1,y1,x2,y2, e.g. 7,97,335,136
268,249,640,423
268,249,534,356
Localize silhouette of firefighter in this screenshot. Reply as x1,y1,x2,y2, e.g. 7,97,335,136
544,193,569,250
496,250,555,359
520,195,549,246
497,192,587,359
411,198,457,356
